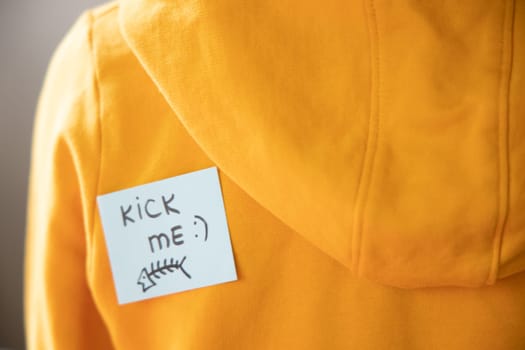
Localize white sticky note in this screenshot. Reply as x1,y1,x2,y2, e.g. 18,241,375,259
97,166,237,304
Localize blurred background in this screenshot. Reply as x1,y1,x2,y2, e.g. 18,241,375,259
0,1,106,348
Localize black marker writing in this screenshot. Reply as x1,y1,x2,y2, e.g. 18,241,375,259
145,199,161,218
120,204,134,226
147,225,185,253
162,193,179,215
120,193,180,227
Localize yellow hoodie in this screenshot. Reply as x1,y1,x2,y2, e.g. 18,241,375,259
25,0,525,348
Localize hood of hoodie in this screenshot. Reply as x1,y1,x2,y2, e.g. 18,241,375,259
118,0,525,288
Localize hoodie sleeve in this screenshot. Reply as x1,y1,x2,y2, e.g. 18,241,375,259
24,11,113,349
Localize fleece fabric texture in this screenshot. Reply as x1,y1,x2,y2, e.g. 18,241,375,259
25,0,525,349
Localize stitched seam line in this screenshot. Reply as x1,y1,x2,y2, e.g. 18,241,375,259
487,0,515,285
94,1,119,18
352,0,381,274
87,10,103,280
85,10,120,349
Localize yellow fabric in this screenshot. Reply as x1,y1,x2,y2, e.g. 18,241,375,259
25,0,525,349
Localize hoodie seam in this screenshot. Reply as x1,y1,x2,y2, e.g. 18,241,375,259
487,0,514,285
353,0,381,275
86,10,103,283
92,1,119,19
85,2,119,279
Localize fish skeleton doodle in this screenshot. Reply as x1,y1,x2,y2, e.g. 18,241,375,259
137,256,191,292
137,213,209,293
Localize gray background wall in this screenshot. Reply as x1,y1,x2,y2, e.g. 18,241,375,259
0,1,106,348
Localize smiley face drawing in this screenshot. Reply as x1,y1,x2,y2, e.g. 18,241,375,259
192,214,208,241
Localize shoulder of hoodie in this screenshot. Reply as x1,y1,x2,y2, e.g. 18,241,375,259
88,1,133,68
33,1,123,194
32,1,130,249
38,0,142,150
39,1,120,135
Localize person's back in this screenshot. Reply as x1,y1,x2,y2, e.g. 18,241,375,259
25,0,525,348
